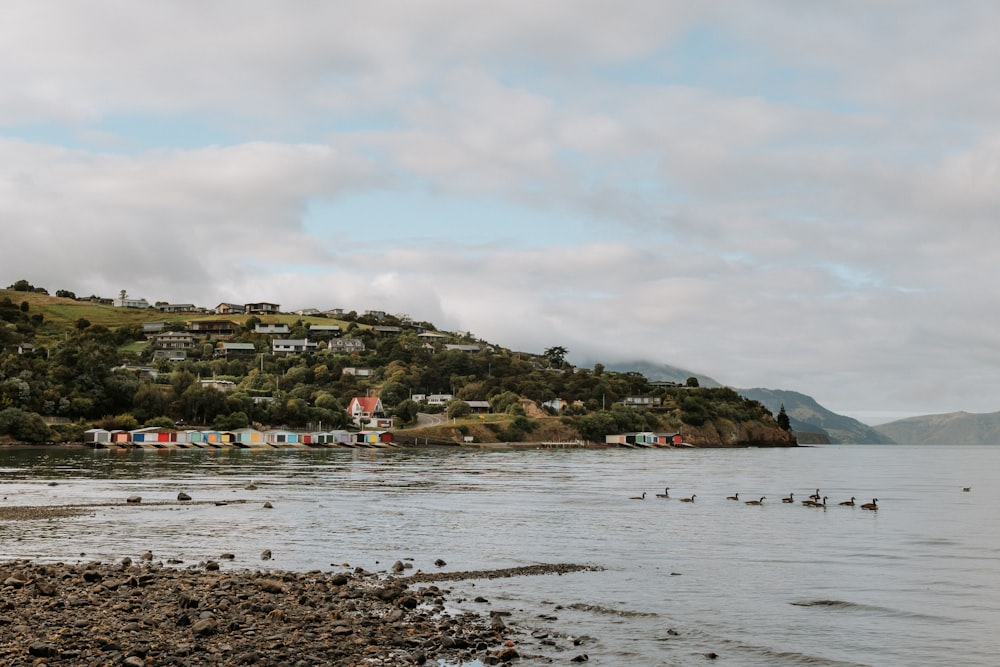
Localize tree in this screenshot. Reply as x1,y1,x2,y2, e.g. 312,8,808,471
447,399,471,419
776,404,791,431
75,317,91,330
685,376,700,388
543,346,568,368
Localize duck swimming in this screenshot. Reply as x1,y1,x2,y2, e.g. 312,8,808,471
838,497,856,506
782,493,794,503
655,487,670,498
727,493,739,501
744,497,766,505
630,492,646,500
860,498,878,510
680,494,696,503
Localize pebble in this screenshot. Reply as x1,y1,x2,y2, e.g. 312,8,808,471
0,559,511,666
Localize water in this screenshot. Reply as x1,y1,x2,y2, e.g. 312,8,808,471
0,444,997,666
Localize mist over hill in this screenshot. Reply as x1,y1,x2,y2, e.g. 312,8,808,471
874,411,1000,444
601,361,722,388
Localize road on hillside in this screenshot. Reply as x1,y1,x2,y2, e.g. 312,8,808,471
415,412,446,428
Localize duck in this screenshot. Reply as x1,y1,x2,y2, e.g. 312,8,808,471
655,487,670,498
744,496,766,505
727,492,739,501
782,493,794,503
809,489,821,501
630,492,646,500
860,498,878,510
838,497,856,506
679,494,697,503
802,496,827,507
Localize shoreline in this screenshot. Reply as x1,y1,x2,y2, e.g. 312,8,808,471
0,558,598,666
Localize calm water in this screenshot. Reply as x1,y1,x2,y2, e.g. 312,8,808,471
0,444,997,666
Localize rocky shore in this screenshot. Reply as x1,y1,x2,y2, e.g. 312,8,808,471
0,558,600,666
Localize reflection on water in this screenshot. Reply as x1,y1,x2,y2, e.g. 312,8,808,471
1,444,998,666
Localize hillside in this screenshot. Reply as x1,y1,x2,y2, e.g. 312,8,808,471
604,361,722,388
874,411,1000,444
737,388,892,444
0,287,794,447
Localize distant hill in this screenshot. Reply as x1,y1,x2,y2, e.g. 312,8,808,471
603,361,722,388
737,388,892,444
874,411,1000,444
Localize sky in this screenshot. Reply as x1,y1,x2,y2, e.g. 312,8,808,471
2,1,1000,425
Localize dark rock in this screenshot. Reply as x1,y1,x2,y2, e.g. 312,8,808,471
139,551,153,561
704,652,719,659
126,496,142,504
434,559,447,567
205,560,220,571
34,580,57,596
571,654,589,662
262,501,273,509
28,642,58,658
497,646,519,660
393,560,405,573
260,550,272,561
191,618,218,637
260,579,283,594
220,553,236,560
177,492,192,501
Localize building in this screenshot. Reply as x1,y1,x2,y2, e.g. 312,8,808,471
255,323,291,335
153,349,187,362
466,400,491,414
200,379,236,392
112,296,150,309
215,342,256,358
188,320,238,336
215,303,244,315
623,396,662,408
157,303,197,313
272,338,318,355
152,332,195,349
342,367,374,377
542,398,568,411
327,338,365,353
308,324,341,338
347,396,387,427
245,302,280,315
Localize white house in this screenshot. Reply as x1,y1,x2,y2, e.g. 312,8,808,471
272,339,318,355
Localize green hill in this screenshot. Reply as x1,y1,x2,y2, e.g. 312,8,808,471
737,388,892,444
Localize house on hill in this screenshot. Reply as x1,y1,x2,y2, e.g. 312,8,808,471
245,302,280,315
255,323,291,335
215,303,244,315
347,396,390,428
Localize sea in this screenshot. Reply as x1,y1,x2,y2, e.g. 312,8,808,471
0,444,997,666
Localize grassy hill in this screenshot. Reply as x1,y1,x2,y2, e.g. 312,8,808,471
2,289,357,345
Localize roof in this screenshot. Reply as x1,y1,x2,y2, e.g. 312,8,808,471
350,396,382,413
220,342,256,350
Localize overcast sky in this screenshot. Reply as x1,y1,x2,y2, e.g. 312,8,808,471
3,2,999,425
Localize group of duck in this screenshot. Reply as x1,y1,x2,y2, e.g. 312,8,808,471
630,488,878,510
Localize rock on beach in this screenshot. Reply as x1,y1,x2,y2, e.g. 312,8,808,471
0,559,512,666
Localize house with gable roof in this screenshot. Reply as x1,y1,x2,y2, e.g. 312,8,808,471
347,396,391,428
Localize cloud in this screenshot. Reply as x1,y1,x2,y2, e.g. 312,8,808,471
3,3,1000,422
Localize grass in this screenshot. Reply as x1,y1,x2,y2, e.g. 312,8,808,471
2,289,360,345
